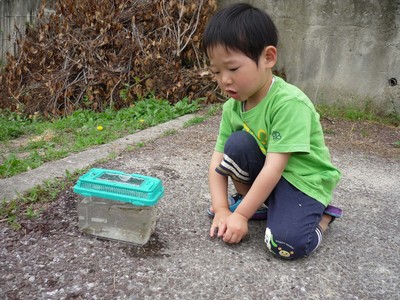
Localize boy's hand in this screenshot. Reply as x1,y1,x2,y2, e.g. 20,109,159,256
222,212,248,244
210,209,231,238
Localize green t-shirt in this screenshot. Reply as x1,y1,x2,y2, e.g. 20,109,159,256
215,76,341,206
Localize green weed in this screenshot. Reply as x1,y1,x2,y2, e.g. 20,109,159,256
24,206,39,219
0,109,38,141
0,169,83,229
316,104,399,126
323,129,336,135
0,97,202,179
162,129,178,137
205,103,223,116
183,116,206,128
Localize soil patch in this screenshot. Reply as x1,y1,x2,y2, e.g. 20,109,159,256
321,118,399,160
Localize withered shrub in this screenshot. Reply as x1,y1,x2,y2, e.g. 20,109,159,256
0,0,219,117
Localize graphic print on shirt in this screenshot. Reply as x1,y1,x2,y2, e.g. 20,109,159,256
243,122,268,155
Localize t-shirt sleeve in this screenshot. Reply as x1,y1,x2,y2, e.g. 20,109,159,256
267,100,312,154
215,106,233,153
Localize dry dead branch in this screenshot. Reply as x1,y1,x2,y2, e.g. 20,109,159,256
0,0,219,117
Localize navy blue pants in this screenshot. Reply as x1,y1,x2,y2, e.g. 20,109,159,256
216,131,325,260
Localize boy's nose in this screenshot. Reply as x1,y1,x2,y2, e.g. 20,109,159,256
221,72,232,86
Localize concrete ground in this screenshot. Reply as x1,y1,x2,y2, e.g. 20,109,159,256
1,114,399,299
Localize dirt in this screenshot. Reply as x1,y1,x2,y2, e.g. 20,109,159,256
320,117,399,160
0,116,399,299
1,117,399,228
2,117,399,164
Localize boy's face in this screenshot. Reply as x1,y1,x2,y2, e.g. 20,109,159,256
208,45,274,106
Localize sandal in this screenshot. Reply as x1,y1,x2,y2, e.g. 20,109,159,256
324,204,343,224
207,193,268,220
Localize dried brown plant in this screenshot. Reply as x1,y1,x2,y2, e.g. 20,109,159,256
0,0,219,117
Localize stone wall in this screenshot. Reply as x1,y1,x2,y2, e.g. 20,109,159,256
218,0,400,115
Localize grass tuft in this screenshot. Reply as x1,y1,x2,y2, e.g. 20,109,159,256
0,96,202,179
316,104,400,126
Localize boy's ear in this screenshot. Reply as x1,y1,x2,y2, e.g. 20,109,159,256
262,46,277,68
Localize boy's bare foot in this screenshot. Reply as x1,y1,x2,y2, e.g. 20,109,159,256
319,214,333,232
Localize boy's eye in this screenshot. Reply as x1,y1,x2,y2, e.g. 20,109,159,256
229,67,239,72
210,70,220,75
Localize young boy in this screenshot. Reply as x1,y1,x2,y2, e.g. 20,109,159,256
203,3,342,260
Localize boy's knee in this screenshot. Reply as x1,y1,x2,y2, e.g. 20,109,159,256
224,131,256,156
264,227,315,260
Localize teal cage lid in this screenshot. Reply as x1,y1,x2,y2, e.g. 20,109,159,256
73,168,164,206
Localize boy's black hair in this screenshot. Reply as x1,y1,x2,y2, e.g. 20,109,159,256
202,3,278,64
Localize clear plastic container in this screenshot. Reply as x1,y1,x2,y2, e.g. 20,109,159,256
73,168,164,245
77,196,157,245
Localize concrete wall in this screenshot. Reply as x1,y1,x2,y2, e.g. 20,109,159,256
1,0,399,115
218,0,400,116
0,0,55,62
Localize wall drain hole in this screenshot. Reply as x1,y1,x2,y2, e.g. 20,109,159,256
388,78,397,86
